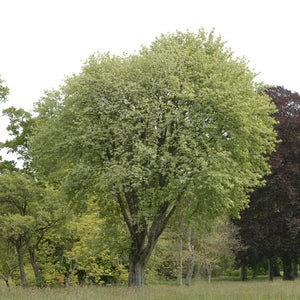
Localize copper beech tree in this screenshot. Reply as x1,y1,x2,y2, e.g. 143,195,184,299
233,86,300,281
31,30,277,286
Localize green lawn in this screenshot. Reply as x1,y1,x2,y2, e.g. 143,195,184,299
1,279,300,300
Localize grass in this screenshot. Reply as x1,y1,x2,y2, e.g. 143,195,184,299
1,279,300,300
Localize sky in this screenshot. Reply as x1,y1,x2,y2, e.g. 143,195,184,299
0,0,300,143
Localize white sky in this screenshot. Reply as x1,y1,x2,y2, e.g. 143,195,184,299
0,0,300,143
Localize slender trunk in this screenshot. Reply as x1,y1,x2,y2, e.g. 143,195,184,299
208,271,212,283
268,258,273,281
177,218,183,286
65,260,77,288
28,247,43,287
185,226,194,286
116,257,121,287
16,244,27,287
5,277,10,288
240,261,247,281
0,273,11,288
193,263,200,279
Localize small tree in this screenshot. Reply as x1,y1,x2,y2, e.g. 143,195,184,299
0,171,65,287
196,220,237,282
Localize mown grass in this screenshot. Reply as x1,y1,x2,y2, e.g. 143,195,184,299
1,279,300,300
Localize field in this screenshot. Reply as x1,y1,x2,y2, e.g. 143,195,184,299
1,279,300,300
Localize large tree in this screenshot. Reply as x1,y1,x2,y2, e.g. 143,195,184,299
31,30,277,286
233,86,300,280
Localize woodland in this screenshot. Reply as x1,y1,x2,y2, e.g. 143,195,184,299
0,30,299,288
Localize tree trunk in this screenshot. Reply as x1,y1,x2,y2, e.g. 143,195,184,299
5,277,10,288
251,268,257,279
268,257,273,281
193,263,200,279
273,260,281,277
65,259,77,288
16,244,27,287
0,273,11,288
127,229,155,287
292,258,298,278
208,271,212,283
177,218,183,286
282,256,294,280
185,226,194,286
28,247,43,287
128,256,146,287
240,261,247,281
117,192,180,287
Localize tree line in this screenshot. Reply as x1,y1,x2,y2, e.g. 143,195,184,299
0,29,297,287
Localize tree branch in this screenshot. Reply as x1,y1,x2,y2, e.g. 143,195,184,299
117,193,134,238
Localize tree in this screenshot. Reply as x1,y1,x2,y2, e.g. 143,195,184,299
0,171,66,286
0,237,18,287
233,86,300,281
31,30,277,286
264,86,300,280
0,74,9,103
0,107,34,171
194,219,237,283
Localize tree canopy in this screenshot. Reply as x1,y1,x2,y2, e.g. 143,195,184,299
30,30,277,286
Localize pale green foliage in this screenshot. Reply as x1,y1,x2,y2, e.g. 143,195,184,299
32,29,276,218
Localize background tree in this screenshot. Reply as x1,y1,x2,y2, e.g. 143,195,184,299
0,171,66,287
264,86,300,280
195,219,237,283
233,86,300,281
0,107,34,171
30,30,277,286
0,238,18,287
0,74,9,103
